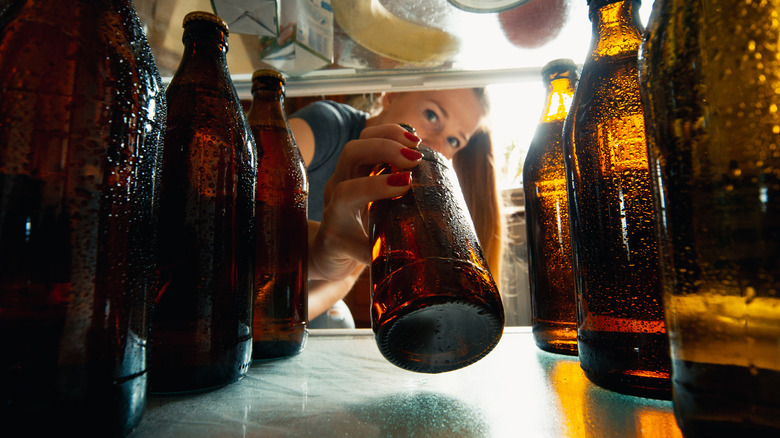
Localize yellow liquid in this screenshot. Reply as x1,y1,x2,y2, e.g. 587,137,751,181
665,292,780,372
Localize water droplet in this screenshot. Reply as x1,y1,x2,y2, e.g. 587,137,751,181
745,286,756,304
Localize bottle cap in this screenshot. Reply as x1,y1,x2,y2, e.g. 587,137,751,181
183,11,229,35
587,0,641,8
541,58,578,77
399,123,416,134
251,69,285,84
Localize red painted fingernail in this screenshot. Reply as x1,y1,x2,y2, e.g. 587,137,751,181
400,147,423,161
403,131,421,143
386,171,412,186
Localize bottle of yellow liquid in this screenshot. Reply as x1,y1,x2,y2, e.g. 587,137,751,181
523,58,579,356
640,0,780,435
562,0,671,399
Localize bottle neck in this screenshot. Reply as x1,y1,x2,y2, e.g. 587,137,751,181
248,80,287,126
589,0,644,58
251,79,285,102
541,70,578,123
180,23,229,65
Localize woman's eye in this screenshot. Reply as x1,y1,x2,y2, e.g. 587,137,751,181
448,137,461,149
424,109,439,123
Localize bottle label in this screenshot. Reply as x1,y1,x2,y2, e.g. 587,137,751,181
597,115,648,173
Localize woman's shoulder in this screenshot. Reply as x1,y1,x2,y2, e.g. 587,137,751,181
292,100,367,148
293,100,367,125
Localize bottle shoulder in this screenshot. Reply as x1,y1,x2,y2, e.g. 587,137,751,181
168,57,233,89
166,64,244,119
571,53,644,116
524,122,567,178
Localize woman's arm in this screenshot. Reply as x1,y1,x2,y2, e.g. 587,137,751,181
307,124,422,281
289,117,315,166
308,265,366,321
303,123,422,319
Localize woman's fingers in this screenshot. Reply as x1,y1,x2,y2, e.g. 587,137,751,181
337,124,422,174
311,171,414,280
336,137,421,176
310,123,423,281
324,125,422,207
359,123,420,145
329,171,414,212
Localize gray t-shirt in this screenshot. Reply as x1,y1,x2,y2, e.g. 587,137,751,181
291,100,368,221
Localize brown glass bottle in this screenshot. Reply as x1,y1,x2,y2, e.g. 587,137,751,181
369,146,505,374
523,58,579,356
640,0,780,435
0,0,165,435
561,0,671,399
150,12,255,393
247,70,308,359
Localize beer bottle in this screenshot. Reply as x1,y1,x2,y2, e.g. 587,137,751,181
369,145,505,373
561,0,671,399
523,58,579,356
640,0,780,434
150,11,255,393
247,69,308,359
0,0,165,435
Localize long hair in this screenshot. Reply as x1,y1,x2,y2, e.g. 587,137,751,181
453,127,504,286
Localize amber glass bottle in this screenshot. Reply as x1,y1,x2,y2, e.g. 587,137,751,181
150,11,255,393
247,69,308,359
0,0,165,435
640,0,780,434
523,58,579,356
562,0,671,399
369,146,505,374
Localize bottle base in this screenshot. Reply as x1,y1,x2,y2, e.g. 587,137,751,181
532,323,578,356
578,329,671,400
252,326,308,360
375,298,503,374
673,359,780,437
1,363,147,437
149,338,252,394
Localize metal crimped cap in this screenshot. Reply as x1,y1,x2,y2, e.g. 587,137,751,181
541,58,578,77
588,0,641,7
399,123,416,134
183,11,229,35
251,69,285,83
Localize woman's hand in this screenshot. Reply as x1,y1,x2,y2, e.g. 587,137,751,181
308,124,423,281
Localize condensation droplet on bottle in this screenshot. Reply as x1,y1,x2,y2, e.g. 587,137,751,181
744,286,757,304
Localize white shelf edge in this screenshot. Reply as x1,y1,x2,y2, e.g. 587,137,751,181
162,66,545,100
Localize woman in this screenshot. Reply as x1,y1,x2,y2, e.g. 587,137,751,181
290,89,504,327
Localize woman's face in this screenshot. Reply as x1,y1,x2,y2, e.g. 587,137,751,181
375,89,484,160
